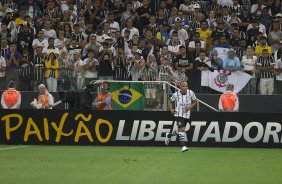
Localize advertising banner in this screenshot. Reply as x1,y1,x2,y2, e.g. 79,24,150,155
0,110,281,148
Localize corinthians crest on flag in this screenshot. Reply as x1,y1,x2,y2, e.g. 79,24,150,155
110,83,145,110
201,70,252,93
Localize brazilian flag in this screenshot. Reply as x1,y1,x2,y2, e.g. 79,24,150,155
110,82,145,110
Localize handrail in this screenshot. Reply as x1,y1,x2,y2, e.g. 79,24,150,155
92,80,219,112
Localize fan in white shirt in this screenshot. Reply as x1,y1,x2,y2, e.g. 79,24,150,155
32,30,49,53
42,21,57,39
121,18,139,40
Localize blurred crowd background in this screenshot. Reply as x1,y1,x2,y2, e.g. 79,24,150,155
0,0,281,96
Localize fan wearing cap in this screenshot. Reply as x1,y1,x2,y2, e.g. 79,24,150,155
271,13,282,33
169,16,189,46
274,13,282,27
193,3,201,13
1,80,21,109
1,8,14,25
5,7,14,14
255,35,272,56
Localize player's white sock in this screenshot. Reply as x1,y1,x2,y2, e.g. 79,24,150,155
179,132,186,147
179,132,185,141
167,130,178,138
172,130,179,136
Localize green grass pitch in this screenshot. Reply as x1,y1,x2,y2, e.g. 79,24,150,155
0,145,281,184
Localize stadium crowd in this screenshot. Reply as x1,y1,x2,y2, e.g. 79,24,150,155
0,0,282,95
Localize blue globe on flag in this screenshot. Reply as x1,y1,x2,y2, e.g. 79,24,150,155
118,90,133,104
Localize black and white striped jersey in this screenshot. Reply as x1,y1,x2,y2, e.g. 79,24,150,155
0,47,9,58
32,54,45,81
114,56,128,80
20,54,33,78
71,32,86,43
170,89,196,119
44,9,61,19
257,55,275,78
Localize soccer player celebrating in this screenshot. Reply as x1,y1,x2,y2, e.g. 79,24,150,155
165,81,197,152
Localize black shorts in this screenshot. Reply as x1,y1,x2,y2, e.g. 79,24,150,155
174,117,189,128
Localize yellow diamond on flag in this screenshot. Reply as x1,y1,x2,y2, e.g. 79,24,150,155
112,85,142,108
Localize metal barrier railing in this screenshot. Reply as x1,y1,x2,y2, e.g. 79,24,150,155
93,80,219,112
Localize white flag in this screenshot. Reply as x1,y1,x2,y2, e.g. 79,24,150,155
201,70,252,93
